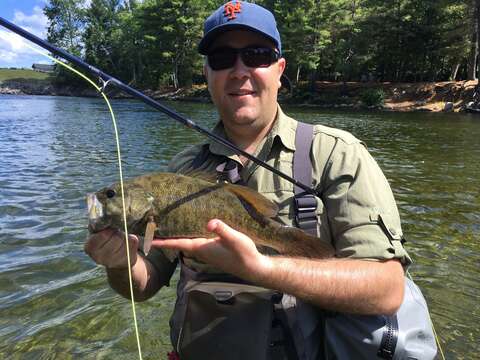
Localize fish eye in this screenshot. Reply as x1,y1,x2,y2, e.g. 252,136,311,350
106,189,116,199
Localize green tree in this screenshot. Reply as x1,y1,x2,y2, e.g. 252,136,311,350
83,0,122,76
273,0,331,87
42,0,478,88
44,0,85,54
44,0,86,85
136,0,209,89
113,2,145,84
467,0,480,80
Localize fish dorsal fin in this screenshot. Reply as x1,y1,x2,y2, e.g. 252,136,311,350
225,183,278,218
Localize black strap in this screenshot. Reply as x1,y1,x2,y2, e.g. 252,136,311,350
293,122,318,236
377,315,399,359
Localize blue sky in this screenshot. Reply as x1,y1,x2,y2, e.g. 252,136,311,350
0,0,53,68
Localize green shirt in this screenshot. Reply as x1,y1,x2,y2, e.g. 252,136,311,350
147,105,411,276
168,105,410,264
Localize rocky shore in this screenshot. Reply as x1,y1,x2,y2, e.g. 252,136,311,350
1,78,478,113
0,79,99,97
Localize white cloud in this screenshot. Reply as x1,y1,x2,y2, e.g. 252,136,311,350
13,6,48,38
0,48,18,62
0,6,51,68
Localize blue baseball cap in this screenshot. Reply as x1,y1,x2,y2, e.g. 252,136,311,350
198,1,282,55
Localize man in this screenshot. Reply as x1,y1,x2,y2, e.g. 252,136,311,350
85,1,411,358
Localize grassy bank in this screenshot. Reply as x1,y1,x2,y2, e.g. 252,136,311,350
0,68,52,82
0,68,54,96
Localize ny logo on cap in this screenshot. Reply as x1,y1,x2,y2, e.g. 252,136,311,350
224,1,242,20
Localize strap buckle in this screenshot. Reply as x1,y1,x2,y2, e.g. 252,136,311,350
294,194,318,233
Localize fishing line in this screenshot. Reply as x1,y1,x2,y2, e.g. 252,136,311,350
21,42,144,360
0,16,318,197
3,20,447,360
406,271,446,360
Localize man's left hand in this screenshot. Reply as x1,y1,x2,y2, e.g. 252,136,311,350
151,219,271,282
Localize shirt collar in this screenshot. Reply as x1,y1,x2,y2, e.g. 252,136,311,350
206,104,297,158
207,121,241,161
268,105,297,152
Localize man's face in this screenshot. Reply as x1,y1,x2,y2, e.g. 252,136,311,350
204,30,286,133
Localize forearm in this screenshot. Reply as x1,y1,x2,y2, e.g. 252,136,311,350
151,221,405,315
254,257,405,315
106,254,162,302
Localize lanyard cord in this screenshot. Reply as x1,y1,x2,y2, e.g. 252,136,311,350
22,43,144,360
405,271,446,360
0,16,319,197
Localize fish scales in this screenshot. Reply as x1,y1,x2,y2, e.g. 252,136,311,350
87,172,335,258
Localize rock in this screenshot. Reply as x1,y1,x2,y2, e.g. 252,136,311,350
0,87,22,95
444,102,454,112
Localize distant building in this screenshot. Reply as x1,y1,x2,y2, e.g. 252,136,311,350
32,63,55,73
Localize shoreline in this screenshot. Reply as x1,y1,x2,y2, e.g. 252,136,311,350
1,80,478,113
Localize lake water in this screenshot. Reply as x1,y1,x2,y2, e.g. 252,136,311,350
0,95,479,359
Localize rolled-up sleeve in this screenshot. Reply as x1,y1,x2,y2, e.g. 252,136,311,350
321,140,411,266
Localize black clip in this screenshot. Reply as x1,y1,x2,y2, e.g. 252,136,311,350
294,194,318,233
216,160,244,185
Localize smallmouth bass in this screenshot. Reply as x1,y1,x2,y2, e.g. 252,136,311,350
87,172,335,258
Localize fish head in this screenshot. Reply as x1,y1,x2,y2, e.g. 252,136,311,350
87,182,155,233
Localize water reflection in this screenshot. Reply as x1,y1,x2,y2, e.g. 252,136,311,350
0,96,478,358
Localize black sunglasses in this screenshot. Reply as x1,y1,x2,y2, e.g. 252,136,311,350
207,46,280,71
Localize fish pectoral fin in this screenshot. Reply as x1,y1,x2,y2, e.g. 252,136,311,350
143,225,179,263
225,184,278,218
143,217,157,256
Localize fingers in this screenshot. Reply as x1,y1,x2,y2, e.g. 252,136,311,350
84,228,139,268
151,237,212,256
207,219,245,242
151,220,246,253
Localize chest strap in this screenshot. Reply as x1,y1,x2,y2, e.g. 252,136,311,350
191,144,245,185
216,159,245,185
293,122,318,236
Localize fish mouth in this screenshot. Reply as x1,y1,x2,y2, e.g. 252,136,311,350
87,193,110,232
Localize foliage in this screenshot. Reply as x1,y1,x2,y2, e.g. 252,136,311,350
44,0,86,86
43,0,478,89
360,88,385,107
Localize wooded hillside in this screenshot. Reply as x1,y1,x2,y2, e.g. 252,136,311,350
44,0,480,90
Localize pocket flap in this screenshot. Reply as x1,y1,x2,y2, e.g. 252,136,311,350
370,212,402,241
188,281,275,301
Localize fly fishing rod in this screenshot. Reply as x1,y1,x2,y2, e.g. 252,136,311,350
0,16,318,196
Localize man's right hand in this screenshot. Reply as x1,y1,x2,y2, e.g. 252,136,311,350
84,228,139,269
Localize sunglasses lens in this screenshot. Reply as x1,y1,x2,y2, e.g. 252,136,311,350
242,48,278,68
207,47,279,70
207,49,237,70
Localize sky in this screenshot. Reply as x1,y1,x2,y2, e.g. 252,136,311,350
0,0,53,68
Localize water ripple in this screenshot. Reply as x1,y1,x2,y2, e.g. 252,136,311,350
0,97,478,358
